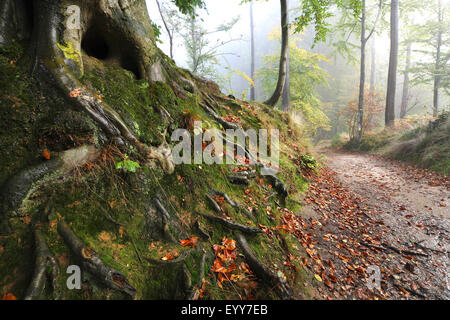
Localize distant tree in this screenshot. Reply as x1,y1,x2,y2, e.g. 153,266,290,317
385,0,399,127
342,91,384,140
155,0,183,59
250,1,256,101
243,0,361,108
409,0,449,116
179,12,240,78
258,31,330,134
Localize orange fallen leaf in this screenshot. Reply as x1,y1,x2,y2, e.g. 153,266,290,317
42,149,51,160
2,293,17,300
180,236,199,248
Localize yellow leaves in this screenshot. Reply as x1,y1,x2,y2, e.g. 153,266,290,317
314,274,323,282
98,231,111,242
57,41,81,64
233,69,255,87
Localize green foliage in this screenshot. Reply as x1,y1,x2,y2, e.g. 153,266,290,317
300,154,320,171
116,154,141,173
293,0,362,43
151,22,163,43
172,0,204,15
257,30,330,134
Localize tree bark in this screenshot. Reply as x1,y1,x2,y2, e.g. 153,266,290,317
400,42,412,119
0,0,177,173
433,0,442,117
357,0,367,142
385,0,399,127
281,0,290,112
156,0,174,59
370,36,376,93
250,1,256,101
264,0,288,107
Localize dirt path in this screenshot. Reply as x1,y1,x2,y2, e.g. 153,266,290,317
299,150,449,300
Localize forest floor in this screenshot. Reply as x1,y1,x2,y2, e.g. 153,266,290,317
299,149,449,300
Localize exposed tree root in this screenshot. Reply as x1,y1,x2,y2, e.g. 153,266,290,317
154,197,178,243
199,101,240,130
236,233,292,300
195,220,211,240
228,175,250,185
24,229,59,300
212,190,253,218
206,195,223,214
187,250,207,300
198,212,263,235
57,221,136,298
265,173,288,199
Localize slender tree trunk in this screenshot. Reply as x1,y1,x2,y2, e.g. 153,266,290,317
370,36,376,93
250,2,256,101
433,0,442,117
156,0,174,59
357,0,367,142
400,42,412,119
385,0,399,127
281,0,290,112
264,0,288,107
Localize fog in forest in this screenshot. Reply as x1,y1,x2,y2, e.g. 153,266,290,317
147,0,449,140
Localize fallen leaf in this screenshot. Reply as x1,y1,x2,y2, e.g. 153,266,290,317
2,293,17,300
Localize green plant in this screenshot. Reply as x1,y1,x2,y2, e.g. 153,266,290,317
116,154,141,173
300,154,319,171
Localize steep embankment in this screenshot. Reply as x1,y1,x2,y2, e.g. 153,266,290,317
0,45,319,300
341,114,450,175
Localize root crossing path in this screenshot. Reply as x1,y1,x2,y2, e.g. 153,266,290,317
300,150,449,300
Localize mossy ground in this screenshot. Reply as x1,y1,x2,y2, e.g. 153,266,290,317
0,44,316,300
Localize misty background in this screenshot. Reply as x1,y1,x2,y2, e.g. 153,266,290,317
146,0,449,139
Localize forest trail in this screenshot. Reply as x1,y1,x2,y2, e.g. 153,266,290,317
299,150,449,300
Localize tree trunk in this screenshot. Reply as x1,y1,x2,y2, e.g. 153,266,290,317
433,0,442,117
250,1,256,101
400,42,412,119
0,0,186,173
385,0,399,127
357,0,367,142
264,0,288,107
281,0,290,112
156,0,174,59
370,35,376,93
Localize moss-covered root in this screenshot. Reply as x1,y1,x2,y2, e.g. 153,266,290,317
24,229,59,300
57,221,136,299
236,233,292,300
187,250,207,300
198,212,263,235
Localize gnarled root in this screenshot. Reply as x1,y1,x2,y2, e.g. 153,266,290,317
198,212,263,235
187,250,207,300
236,233,292,300
24,229,59,300
57,221,136,298
265,173,288,199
